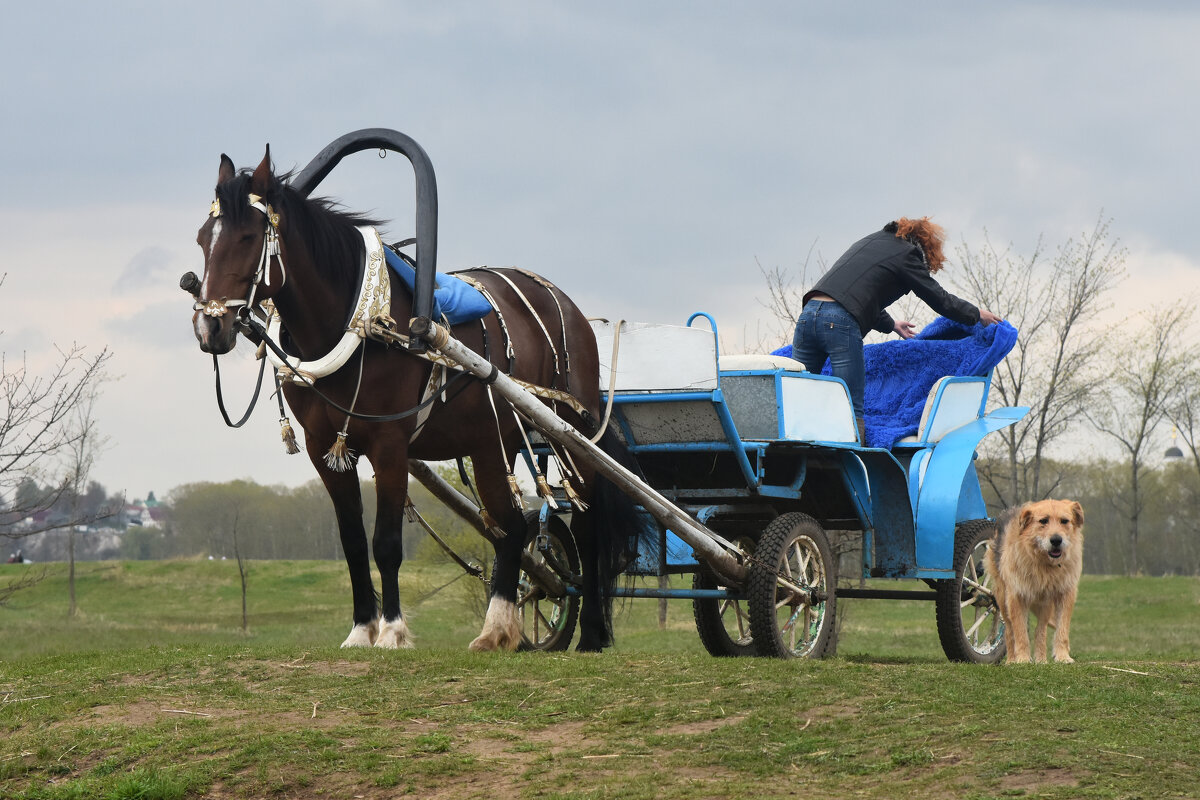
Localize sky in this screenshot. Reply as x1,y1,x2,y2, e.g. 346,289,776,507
2,1,1199,500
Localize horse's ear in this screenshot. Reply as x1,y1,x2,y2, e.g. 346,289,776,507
218,154,236,185
250,145,274,197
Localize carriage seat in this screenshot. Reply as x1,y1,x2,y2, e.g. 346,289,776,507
718,353,807,372
892,376,988,446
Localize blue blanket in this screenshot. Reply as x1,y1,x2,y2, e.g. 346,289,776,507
383,247,494,326
773,317,1018,448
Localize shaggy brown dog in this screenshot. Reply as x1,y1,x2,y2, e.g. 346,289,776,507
985,499,1085,663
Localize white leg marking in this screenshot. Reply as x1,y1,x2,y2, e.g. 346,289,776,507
340,618,378,648
375,616,415,649
469,598,521,652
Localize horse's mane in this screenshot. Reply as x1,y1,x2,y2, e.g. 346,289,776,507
217,170,385,300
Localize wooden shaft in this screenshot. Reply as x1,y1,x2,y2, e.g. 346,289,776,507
419,322,750,585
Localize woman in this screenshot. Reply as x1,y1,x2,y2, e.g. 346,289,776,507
792,217,1001,440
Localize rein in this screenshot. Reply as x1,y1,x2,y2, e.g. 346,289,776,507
212,351,268,428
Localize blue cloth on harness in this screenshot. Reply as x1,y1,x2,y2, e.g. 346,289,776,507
773,316,1018,448
383,247,494,326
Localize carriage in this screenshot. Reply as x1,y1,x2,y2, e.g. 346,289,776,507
185,128,1028,662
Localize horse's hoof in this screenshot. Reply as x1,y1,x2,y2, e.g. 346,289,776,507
467,635,497,652
470,599,521,652
340,621,377,648
374,618,415,649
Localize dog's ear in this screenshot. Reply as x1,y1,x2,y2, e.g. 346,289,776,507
1070,501,1084,529
1019,505,1035,533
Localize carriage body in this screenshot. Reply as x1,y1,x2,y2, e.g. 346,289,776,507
568,313,1029,659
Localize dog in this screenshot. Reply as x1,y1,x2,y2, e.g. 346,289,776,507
985,499,1085,663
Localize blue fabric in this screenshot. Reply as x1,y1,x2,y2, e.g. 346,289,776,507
773,316,1018,448
383,247,494,326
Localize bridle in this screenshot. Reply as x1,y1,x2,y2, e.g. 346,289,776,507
193,193,286,326
191,190,476,436
192,191,289,431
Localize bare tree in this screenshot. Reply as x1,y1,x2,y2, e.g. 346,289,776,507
62,385,111,617
950,216,1125,506
1085,303,1194,576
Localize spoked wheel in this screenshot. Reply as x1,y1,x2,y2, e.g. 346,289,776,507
692,534,756,657
934,519,1006,663
508,512,580,651
747,513,837,659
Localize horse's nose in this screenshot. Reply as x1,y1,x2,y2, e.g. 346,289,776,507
194,312,233,354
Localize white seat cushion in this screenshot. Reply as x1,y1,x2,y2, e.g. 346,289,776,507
719,354,807,372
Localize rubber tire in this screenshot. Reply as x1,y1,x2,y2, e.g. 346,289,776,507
692,535,757,657
747,513,837,659
934,519,1006,664
504,512,580,652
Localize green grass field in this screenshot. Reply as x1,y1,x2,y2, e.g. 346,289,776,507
2,560,1198,799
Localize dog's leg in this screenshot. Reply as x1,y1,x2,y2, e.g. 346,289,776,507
1032,602,1050,663
1053,590,1077,663
1004,596,1032,663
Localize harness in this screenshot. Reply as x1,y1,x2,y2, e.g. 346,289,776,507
197,190,597,514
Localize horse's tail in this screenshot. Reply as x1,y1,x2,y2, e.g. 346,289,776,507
574,424,657,651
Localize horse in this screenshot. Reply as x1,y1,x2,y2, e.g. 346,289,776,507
190,147,640,652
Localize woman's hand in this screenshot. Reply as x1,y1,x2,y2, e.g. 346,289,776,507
979,309,1002,325
894,320,917,339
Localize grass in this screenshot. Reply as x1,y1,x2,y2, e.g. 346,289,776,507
2,560,1199,799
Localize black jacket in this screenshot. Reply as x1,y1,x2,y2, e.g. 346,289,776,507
805,224,980,336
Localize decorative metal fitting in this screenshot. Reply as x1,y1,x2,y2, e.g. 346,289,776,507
202,299,228,318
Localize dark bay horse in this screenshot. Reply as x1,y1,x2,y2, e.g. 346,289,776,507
191,148,637,651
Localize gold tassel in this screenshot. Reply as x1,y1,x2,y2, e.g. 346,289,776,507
279,418,301,455
507,473,526,509
535,476,560,510
563,480,589,512
323,430,357,472
480,509,507,539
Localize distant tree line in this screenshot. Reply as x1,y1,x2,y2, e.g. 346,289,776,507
4,464,482,568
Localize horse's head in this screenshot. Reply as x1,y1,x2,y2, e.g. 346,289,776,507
192,148,287,354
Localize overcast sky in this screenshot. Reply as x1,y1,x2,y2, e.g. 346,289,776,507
2,2,1198,499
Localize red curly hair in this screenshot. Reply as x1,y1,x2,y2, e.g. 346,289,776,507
893,217,948,273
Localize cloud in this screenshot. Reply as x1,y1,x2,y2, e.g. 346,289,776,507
113,247,175,293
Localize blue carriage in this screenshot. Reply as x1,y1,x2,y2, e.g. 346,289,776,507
520,312,1029,661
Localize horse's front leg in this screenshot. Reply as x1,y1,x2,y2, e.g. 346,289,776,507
371,458,415,649
314,463,378,647
468,457,527,652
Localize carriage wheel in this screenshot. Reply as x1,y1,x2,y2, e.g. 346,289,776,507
692,534,756,657
747,513,837,659
934,519,1006,664
508,513,580,651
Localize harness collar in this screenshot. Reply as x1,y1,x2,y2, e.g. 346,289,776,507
265,226,392,384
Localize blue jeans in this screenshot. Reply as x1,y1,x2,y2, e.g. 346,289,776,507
791,300,865,420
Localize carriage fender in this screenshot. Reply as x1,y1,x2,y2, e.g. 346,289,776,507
911,406,1029,572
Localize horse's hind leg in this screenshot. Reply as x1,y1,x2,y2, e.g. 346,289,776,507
316,467,378,647
371,459,415,649
468,456,526,652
